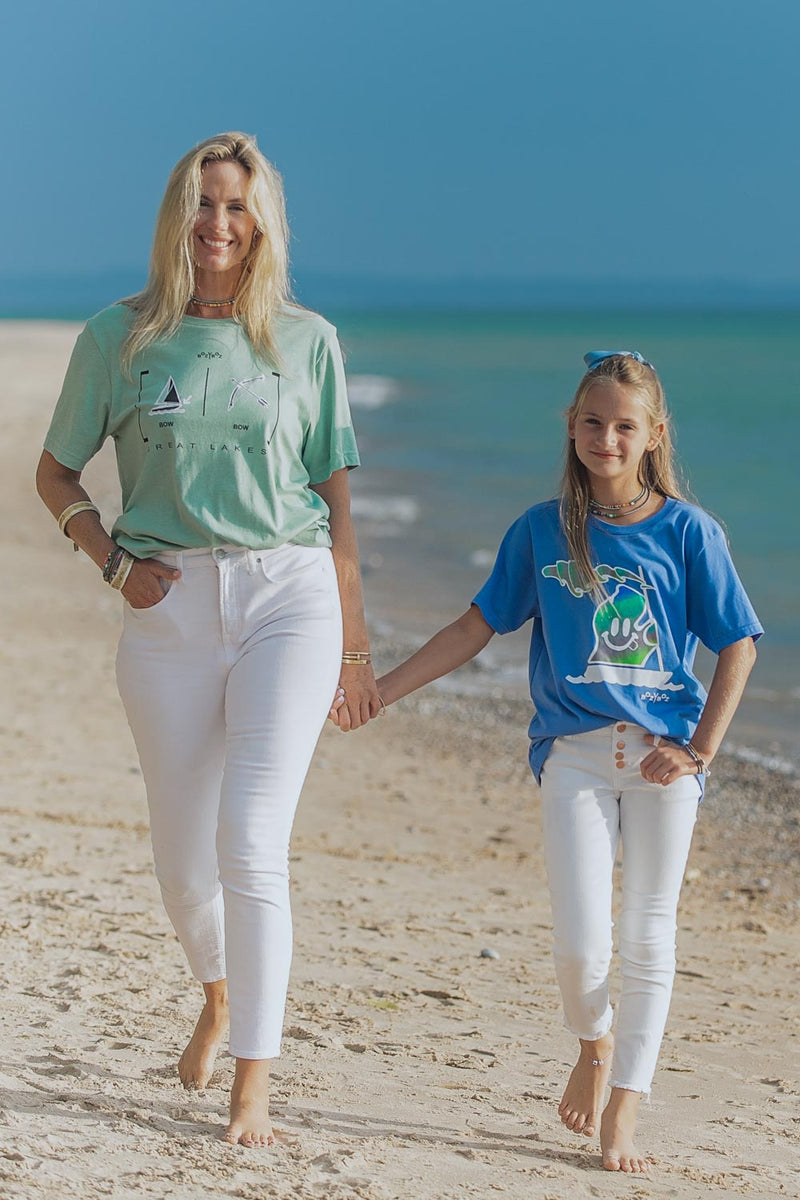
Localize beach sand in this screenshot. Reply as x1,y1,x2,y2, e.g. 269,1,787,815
1,321,797,1199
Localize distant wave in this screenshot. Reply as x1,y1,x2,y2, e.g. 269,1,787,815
350,494,420,529
725,743,799,778
347,374,401,409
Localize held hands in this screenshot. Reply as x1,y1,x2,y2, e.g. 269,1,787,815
641,733,710,785
328,664,384,731
122,559,182,609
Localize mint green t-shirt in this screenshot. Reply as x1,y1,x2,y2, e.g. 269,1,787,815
44,303,360,556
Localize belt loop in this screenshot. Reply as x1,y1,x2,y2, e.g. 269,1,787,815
245,549,257,575
175,550,184,575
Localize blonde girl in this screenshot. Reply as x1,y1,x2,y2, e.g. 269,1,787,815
37,132,382,1148
340,350,761,1172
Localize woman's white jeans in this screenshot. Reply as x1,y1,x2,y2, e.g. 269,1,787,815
116,544,342,1059
539,724,700,1094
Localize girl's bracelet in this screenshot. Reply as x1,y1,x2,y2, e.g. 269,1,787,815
684,741,711,776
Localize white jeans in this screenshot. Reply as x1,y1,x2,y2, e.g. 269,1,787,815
539,724,700,1094
116,544,342,1059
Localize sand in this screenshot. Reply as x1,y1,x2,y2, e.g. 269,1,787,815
1,321,798,1199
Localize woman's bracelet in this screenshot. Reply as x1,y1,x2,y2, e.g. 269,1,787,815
684,740,711,776
341,651,372,666
102,544,136,590
57,501,100,551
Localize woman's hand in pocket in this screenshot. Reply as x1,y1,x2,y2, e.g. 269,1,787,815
122,559,182,609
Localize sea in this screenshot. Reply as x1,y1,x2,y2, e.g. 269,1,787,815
7,283,798,777
334,309,799,778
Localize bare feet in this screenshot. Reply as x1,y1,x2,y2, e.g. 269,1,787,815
558,1035,613,1137
600,1087,650,1172
178,980,229,1090
224,1058,274,1148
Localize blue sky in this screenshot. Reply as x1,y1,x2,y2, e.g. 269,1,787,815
4,0,798,288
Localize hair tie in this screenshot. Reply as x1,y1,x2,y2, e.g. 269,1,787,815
583,349,654,372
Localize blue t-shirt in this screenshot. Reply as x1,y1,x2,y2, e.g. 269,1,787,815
473,498,763,781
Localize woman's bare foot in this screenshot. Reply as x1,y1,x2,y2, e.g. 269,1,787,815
558,1035,613,1137
600,1087,650,1172
178,979,229,1090
225,1058,274,1148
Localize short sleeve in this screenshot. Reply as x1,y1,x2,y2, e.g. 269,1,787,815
301,331,360,484
43,325,112,470
686,525,763,652
473,513,539,634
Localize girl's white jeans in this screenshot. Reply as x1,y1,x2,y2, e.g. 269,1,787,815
538,724,700,1094
116,544,342,1059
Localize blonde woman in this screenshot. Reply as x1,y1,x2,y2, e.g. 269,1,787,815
337,351,762,1172
37,132,381,1147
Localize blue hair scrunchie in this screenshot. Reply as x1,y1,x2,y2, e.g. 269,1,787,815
583,349,654,372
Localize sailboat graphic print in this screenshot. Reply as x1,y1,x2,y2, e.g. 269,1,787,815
149,376,191,415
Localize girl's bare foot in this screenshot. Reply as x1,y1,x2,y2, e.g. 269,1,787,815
225,1058,274,1148
178,979,229,1090
600,1087,650,1172
558,1035,613,1137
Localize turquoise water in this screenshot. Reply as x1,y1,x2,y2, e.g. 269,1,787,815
332,309,799,773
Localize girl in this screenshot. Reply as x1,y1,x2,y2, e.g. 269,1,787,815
336,350,761,1172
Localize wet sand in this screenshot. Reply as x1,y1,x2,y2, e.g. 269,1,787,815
1,321,797,1198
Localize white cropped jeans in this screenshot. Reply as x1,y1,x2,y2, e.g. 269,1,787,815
538,724,700,1094
116,544,342,1059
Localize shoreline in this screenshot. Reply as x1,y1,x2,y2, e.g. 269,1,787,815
1,318,797,1197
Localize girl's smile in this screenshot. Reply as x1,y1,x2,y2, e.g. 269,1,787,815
569,383,664,502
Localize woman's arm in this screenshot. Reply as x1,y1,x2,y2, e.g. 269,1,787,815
376,604,495,706
641,636,758,784
35,450,180,608
311,468,381,730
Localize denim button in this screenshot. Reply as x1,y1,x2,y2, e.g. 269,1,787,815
616,741,625,749
615,760,625,769
616,723,626,732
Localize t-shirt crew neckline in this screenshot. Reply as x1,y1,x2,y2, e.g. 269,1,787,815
588,496,676,536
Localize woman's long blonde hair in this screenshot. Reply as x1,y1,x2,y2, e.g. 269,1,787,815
121,132,290,373
560,355,686,595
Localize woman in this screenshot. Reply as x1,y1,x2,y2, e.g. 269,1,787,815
36,132,381,1147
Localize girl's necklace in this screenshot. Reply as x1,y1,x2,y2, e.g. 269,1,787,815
588,484,651,520
190,294,236,308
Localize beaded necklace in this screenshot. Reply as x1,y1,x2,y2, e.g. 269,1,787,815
588,484,651,520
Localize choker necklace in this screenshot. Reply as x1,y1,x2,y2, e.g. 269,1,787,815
588,484,650,520
190,294,236,308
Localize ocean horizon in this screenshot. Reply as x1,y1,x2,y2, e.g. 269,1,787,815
6,283,798,778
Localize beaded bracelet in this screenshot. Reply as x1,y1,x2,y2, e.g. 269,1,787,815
102,544,136,590
109,551,135,591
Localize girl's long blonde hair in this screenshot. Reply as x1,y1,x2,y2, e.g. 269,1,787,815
121,132,290,373
560,355,686,595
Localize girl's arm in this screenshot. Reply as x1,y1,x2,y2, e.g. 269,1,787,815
376,604,495,707
311,468,381,730
641,635,758,784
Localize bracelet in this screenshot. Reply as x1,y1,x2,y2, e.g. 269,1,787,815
341,651,372,666
58,501,100,551
109,551,136,591
102,544,136,590
378,695,387,717
684,741,710,776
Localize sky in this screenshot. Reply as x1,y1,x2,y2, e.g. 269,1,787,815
3,0,799,291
